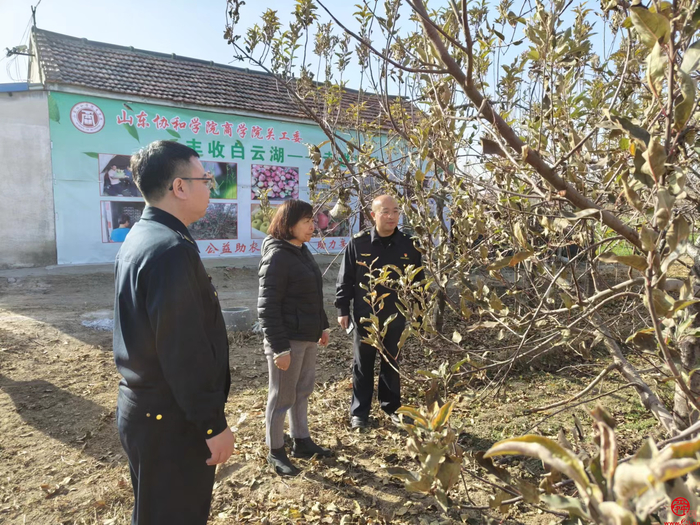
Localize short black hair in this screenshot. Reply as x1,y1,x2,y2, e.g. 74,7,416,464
268,200,314,240
130,141,200,201
118,214,130,226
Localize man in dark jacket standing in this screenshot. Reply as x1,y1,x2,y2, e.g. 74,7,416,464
336,195,423,429
113,140,234,525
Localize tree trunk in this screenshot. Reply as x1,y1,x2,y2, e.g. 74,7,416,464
433,289,446,333
674,303,700,429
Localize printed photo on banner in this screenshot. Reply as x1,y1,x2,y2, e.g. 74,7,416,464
98,154,141,197
251,164,299,200
203,161,237,200
101,201,145,243
189,203,238,240
251,203,281,238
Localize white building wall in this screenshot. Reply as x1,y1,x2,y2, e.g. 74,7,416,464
0,89,56,268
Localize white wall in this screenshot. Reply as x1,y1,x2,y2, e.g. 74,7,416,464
0,90,56,268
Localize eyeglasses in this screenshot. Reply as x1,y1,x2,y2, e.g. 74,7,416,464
169,177,217,191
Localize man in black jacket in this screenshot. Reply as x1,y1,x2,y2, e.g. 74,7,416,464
113,140,234,525
336,195,423,429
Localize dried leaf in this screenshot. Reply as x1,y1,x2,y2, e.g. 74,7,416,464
675,72,696,130
630,6,671,49
622,177,644,212
540,494,589,519
485,435,590,492
681,40,700,74
646,42,667,95
598,252,648,271
641,137,667,182
481,138,507,157
641,226,658,252
431,399,455,430
509,250,534,266
436,457,461,491
625,328,657,352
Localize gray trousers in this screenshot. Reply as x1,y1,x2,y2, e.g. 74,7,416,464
265,340,318,449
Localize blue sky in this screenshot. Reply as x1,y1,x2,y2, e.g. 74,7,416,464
0,0,361,84
0,0,610,95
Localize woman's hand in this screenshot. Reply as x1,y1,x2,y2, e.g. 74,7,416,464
318,330,330,347
274,352,291,370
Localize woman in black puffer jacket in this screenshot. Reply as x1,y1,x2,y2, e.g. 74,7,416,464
258,199,332,477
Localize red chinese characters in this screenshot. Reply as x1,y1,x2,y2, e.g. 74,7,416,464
340,239,347,248
316,239,327,250
292,131,302,143
189,117,202,134
222,122,234,138
249,242,260,253
170,116,187,131
279,131,290,141
221,242,232,254
205,120,220,135
236,123,248,139
116,110,134,126
152,114,170,130
265,127,275,140
136,111,150,128
235,243,247,253
251,125,263,140
329,240,337,249
205,243,219,254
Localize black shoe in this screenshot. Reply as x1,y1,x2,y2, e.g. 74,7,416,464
351,416,369,429
291,437,333,458
267,447,300,477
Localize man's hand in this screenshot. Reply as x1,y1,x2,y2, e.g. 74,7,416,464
338,316,349,330
205,426,235,466
319,330,330,346
274,352,291,370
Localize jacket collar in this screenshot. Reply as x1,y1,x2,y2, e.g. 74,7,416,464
261,235,308,258
141,206,198,251
370,227,399,244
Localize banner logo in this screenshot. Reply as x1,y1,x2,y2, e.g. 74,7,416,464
70,102,105,134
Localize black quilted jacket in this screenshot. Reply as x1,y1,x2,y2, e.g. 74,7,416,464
257,236,330,355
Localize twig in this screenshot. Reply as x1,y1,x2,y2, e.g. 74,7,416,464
523,383,636,434
526,363,618,413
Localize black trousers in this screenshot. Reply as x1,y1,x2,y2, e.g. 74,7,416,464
117,393,216,525
350,318,404,418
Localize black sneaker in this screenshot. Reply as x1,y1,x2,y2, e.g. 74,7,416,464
351,416,369,429
267,447,300,477
291,437,333,458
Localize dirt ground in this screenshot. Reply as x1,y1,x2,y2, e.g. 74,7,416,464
0,260,662,524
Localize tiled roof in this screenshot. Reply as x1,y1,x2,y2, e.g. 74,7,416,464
32,28,400,124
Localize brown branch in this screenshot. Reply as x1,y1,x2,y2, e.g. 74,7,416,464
664,31,676,172
410,0,642,251
542,276,644,315
644,259,700,418
524,383,636,434
590,312,678,435
315,0,450,75
526,363,618,413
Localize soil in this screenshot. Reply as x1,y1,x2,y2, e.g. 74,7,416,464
0,262,662,524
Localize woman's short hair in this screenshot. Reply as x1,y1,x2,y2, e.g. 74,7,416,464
268,200,314,240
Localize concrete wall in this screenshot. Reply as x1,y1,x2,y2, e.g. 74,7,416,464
0,90,56,268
